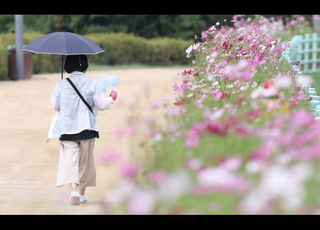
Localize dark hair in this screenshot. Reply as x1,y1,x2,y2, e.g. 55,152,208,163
64,55,88,73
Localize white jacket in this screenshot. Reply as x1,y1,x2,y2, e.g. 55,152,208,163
47,71,113,140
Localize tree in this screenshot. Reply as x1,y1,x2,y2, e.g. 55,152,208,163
0,15,314,40
0,15,15,33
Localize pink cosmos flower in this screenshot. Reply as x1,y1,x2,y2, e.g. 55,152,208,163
165,105,187,117
150,102,159,110
126,125,138,135
234,79,242,88
186,45,193,55
240,163,312,213
295,91,308,101
185,133,200,148
208,57,215,64
274,75,292,88
127,190,156,215
234,123,253,137
185,158,203,171
266,100,281,113
201,30,208,39
291,109,314,128
219,156,242,171
141,82,150,93
250,148,271,161
244,109,262,122
120,162,140,179
220,60,228,66
98,149,124,164
144,116,155,126
296,75,313,85
193,167,250,195
113,127,126,139
195,94,206,107
146,170,166,184
157,171,192,201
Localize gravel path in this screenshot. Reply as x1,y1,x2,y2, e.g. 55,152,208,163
0,68,180,214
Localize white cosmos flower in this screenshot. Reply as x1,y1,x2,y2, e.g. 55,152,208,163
275,75,292,88
296,75,313,85
240,82,249,91
251,81,258,88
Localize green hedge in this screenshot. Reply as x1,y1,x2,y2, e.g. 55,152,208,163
85,33,193,66
0,32,193,80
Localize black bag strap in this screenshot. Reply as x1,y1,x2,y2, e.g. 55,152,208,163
66,78,94,114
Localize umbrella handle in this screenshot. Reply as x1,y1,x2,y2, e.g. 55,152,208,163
61,56,64,79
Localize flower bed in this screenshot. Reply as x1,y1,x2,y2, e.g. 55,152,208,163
98,15,320,214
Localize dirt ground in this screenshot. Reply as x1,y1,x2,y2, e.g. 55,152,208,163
0,67,181,214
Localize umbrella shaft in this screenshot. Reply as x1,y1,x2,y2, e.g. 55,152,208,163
61,56,64,79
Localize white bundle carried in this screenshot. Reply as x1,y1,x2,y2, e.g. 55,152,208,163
97,75,120,95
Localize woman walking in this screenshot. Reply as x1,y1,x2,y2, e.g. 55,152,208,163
48,55,117,205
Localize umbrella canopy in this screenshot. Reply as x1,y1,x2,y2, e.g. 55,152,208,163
22,31,105,55
22,31,105,79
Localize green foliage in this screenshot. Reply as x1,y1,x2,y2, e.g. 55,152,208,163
0,33,15,80
0,32,62,80
0,15,315,41
0,32,193,80
86,33,193,66
0,15,236,40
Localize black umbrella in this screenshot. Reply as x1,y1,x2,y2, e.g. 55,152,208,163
22,31,105,79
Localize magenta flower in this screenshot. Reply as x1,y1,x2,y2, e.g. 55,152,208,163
151,102,159,110
201,30,208,39
291,109,314,128
120,162,139,179
220,60,227,66
146,170,166,184
185,133,200,148
283,42,290,49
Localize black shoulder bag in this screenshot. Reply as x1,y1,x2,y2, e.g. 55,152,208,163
66,78,94,114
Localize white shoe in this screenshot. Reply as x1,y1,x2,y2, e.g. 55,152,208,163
80,194,88,203
70,191,80,205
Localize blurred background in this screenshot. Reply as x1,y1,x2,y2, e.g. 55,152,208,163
0,14,315,81
0,15,314,39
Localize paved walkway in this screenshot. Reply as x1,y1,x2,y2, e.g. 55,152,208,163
0,68,179,214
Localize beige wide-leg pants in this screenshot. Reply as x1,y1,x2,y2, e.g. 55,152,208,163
57,138,96,188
